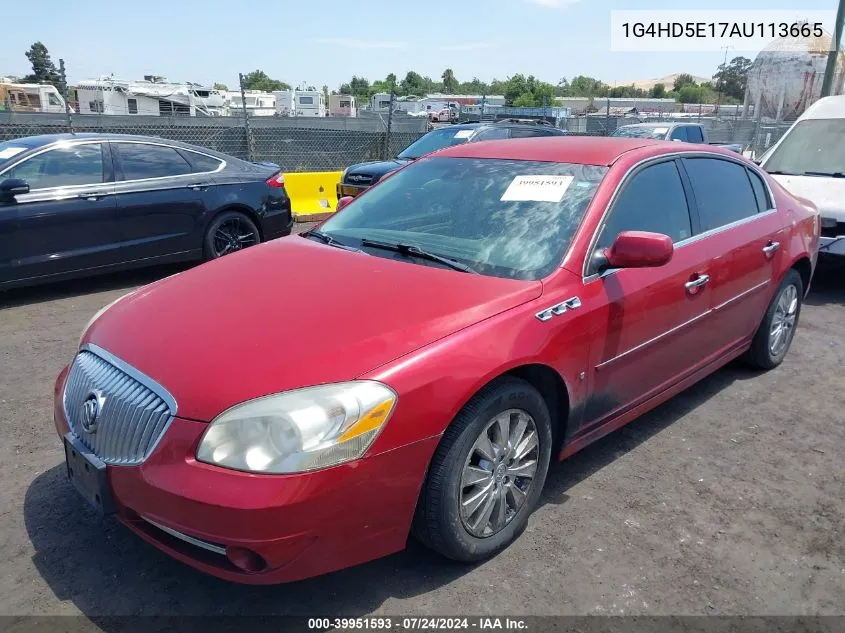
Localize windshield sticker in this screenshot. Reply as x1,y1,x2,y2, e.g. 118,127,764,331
454,130,474,139
0,147,27,160
501,175,574,203
652,127,669,134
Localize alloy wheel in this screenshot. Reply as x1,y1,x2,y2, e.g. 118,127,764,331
213,217,258,257
769,283,799,357
459,409,539,538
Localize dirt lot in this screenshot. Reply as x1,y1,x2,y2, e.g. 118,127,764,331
1,241,843,618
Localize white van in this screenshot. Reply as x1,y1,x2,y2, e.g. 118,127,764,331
759,95,845,256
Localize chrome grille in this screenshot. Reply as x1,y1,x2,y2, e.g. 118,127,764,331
63,346,176,465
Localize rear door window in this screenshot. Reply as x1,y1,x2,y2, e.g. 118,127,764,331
686,126,704,143
182,151,223,173
594,160,693,257
115,143,193,180
509,127,554,138
746,168,772,212
474,127,510,141
683,158,760,231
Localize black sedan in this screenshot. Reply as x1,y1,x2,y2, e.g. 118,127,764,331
0,133,292,290
337,120,567,199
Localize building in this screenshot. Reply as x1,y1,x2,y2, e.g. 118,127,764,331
744,28,845,121
329,94,356,117
0,80,69,113
369,93,505,113
75,76,225,116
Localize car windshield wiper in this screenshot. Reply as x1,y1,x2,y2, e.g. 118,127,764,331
766,170,800,176
802,171,845,178
359,238,478,274
304,230,363,253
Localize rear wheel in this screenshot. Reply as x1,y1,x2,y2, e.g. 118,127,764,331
413,377,552,562
745,269,804,369
204,211,260,261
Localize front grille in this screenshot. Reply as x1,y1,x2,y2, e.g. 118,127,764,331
63,347,175,465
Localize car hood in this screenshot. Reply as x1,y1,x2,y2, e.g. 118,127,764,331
85,237,542,421
770,174,845,223
344,159,411,182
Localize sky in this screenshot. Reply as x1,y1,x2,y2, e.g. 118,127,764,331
2,0,839,91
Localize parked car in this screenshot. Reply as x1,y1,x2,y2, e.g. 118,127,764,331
337,121,567,199
56,137,818,584
757,94,845,257
611,122,743,153
0,133,292,290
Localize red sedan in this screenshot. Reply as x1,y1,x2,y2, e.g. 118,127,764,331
54,137,820,584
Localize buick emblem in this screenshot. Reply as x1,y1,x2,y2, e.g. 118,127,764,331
81,390,105,434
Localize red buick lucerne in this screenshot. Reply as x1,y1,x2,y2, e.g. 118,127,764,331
54,137,819,584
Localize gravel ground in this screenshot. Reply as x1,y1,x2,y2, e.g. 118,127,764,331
1,241,843,618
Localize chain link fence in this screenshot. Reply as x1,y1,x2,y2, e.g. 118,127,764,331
0,111,428,172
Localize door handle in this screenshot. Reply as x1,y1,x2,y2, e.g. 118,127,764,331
762,241,781,257
685,274,710,293
186,183,208,191
77,191,110,201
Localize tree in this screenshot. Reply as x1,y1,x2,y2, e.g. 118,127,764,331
213,82,228,91
677,85,708,103
568,75,608,97
23,42,62,89
672,73,698,92
650,83,666,98
322,84,329,107
242,70,290,92
713,56,752,101
513,92,535,107
441,68,458,94
399,71,425,96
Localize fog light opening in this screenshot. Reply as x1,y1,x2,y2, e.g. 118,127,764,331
225,546,267,573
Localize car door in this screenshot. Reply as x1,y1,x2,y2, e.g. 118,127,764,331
0,141,118,285
110,141,210,261
575,158,716,433
681,156,785,349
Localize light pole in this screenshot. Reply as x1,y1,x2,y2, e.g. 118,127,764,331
821,0,845,98
716,45,732,108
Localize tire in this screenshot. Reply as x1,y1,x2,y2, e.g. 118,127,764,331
203,211,261,261
744,269,804,369
413,376,553,562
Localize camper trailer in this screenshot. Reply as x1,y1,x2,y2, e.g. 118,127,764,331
294,90,326,117
329,94,356,117
0,81,70,113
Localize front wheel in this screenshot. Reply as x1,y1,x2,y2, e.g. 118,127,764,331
745,269,804,369
413,377,553,562
203,211,260,261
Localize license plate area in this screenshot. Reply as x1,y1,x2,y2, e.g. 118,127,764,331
64,433,115,515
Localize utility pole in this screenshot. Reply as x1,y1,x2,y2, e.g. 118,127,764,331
716,45,732,109
238,73,254,162
821,0,845,98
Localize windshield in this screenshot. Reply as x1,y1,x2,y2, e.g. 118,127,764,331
762,119,845,176
317,157,607,280
610,126,668,139
397,127,477,160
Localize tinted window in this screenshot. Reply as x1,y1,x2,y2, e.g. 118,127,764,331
319,157,607,280
746,168,771,211
596,160,692,253
687,126,704,143
474,128,510,141
670,127,688,141
5,144,104,189
184,151,223,173
510,127,553,138
397,127,477,160
684,158,759,230
117,143,192,180
610,126,669,139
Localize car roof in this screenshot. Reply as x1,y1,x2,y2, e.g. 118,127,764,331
798,94,845,120
616,122,684,129
433,136,671,166
0,132,239,162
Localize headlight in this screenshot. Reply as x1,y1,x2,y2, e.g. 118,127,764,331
77,291,135,346
196,381,397,474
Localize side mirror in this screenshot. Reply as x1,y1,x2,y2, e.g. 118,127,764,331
596,230,674,272
0,178,30,201
336,195,354,211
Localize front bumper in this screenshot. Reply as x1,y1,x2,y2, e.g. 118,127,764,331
53,366,437,584
336,182,370,199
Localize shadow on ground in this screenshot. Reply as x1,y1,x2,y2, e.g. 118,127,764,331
24,359,759,621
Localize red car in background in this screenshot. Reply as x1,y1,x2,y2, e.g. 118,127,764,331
54,137,819,584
